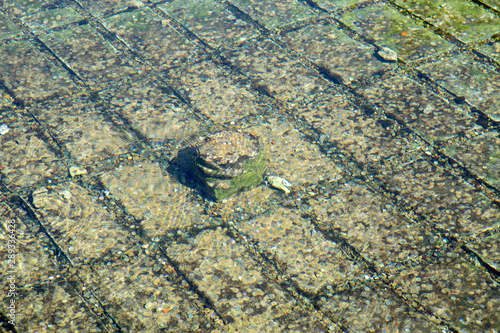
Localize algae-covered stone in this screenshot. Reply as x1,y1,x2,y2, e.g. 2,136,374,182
174,130,266,201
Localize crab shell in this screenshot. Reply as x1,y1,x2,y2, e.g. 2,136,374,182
196,130,260,178
185,130,267,201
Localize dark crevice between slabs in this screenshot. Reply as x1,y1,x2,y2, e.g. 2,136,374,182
471,107,500,130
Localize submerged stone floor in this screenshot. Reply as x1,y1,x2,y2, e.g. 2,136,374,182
1,0,500,332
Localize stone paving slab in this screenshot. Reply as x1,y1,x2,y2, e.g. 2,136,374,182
341,2,456,62
358,72,478,143
317,279,443,332
417,53,500,120
393,0,500,43
281,21,395,85
1,0,500,332
102,7,202,69
444,132,500,189
163,58,273,123
0,13,21,40
0,109,69,191
99,77,203,146
230,0,318,30
28,96,135,165
159,0,257,48
0,40,78,102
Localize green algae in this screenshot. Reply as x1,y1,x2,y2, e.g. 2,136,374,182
207,147,267,201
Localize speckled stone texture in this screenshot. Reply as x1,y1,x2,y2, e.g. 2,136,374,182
1,0,499,332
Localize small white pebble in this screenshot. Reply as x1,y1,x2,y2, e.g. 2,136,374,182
69,166,87,177
267,175,292,194
0,124,9,135
377,46,398,62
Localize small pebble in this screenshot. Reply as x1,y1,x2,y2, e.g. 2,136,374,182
0,124,9,135
267,175,292,194
377,46,398,62
69,166,87,177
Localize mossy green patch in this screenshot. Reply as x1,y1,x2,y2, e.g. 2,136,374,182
208,147,267,201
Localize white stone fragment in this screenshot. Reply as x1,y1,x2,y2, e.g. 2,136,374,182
69,166,87,177
0,124,9,135
267,175,292,194
377,46,398,62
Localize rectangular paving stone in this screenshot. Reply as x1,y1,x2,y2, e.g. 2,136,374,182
30,182,133,266
296,89,423,172
222,38,327,103
99,161,210,240
248,117,344,187
313,0,366,12
158,0,257,48
341,2,456,61
379,152,500,238
305,182,445,275
0,203,104,332
230,0,318,30
38,24,138,89
14,281,104,332
78,245,212,332
318,280,443,332
0,203,59,295
443,132,500,190
76,0,144,18
0,110,68,191
466,233,500,272
30,97,133,165
0,12,22,40
0,40,78,103
477,40,500,64
394,0,500,43
101,78,204,145
102,7,201,69
21,7,84,32
2,0,61,16
164,59,273,123
390,249,500,332
165,228,336,332
358,72,478,142
281,21,394,84
236,206,368,293
417,53,500,121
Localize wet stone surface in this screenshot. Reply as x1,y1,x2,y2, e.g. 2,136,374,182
417,53,500,121
163,59,273,123
358,72,478,142
221,38,328,103
341,2,456,61
281,21,394,84
394,0,500,43
230,0,317,30
159,0,257,48
0,40,78,102
1,0,500,332
443,132,500,190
